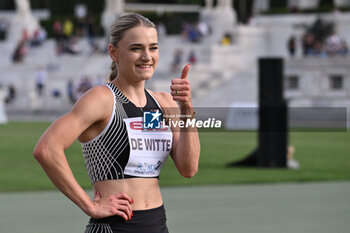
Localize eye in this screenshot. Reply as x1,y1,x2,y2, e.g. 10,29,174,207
150,46,158,51
130,47,140,51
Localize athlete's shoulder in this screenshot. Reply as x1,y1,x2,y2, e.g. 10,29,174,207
71,84,113,117
78,84,113,103
87,84,112,95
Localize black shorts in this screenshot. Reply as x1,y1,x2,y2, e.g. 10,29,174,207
84,205,169,233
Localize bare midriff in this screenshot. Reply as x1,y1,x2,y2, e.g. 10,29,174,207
93,178,163,210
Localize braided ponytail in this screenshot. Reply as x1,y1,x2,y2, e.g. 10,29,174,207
109,61,118,81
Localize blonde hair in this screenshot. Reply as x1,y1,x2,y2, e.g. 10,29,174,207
109,13,156,81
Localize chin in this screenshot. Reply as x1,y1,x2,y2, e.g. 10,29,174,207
138,71,154,81
140,75,153,81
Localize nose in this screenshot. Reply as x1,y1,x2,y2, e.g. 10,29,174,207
141,50,151,62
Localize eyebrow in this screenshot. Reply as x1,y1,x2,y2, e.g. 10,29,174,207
129,43,159,47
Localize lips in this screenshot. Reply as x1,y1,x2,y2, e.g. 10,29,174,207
136,64,152,68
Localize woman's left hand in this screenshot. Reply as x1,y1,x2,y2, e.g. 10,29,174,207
170,64,193,112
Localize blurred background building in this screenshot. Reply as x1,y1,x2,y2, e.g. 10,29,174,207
0,0,349,125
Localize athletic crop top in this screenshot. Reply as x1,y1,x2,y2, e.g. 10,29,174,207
81,83,173,184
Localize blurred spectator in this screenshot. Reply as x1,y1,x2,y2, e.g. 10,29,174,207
287,35,296,57
0,18,9,40
198,21,210,37
63,18,74,39
12,29,29,63
221,32,232,46
63,37,81,55
181,22,191,41
12,40,27,63
53,20,63,54
75,17,85,37
289,4,299,13
67,75,103,103
171,48,183,72
339,39,348,55
51,89,61,98
300,17,338,58
301,22,348,58
61,18,76,55
67,80,76,104
30,27,47,47
188,50,197,65
326,32,342,55
51,88,62,108
5,85,16,104
182,22,201,43
188,22,201,43
35,66,47,97
21,29,29,42
302,33,315,56
86,15,99,52
311,41,327,57
76,76,93,99
29,89,40,111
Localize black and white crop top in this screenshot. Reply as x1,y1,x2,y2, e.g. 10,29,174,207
81,83,173,184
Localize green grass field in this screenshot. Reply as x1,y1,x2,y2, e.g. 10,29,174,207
0,122,349,191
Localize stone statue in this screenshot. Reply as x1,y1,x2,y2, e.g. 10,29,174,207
105,0,124,15
253,0,270,15
217,0,232,9
102,0,125,36
15,0,32,17
204,0,214,9
200,0,236,44
14,0,39,38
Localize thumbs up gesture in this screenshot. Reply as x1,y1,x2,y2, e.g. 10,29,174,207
170,64,193,111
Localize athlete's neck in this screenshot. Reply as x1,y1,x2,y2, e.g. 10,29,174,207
112,78,146,107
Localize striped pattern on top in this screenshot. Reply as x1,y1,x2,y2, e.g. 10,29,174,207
81,83,130,184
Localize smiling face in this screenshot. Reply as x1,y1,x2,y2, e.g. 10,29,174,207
110,26,159,83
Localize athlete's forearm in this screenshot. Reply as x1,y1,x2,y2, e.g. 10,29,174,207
33,145,94,216
174,125,200,178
